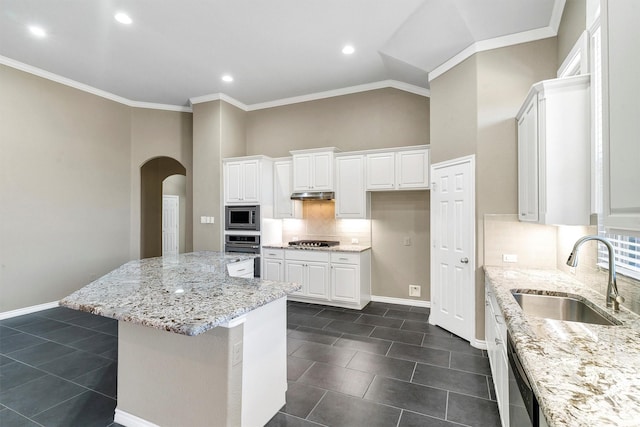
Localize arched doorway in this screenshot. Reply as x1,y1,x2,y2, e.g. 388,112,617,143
140,157,186,258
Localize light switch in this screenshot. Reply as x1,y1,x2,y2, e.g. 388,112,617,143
200,216,207,224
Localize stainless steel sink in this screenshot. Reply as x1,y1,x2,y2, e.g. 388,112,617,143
511,291,620,326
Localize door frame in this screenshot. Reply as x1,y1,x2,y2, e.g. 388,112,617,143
428,154,476,344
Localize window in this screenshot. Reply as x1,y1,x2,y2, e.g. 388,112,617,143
591,18,640,281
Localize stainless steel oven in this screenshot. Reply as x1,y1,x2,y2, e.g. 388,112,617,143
225,205,260,231
224,234,260,278
508,333,539,427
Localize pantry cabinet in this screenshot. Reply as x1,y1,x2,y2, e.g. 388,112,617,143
365,146,430,191
273,159,302,219
516,75,591,225
601,0,640,233
485,287,508,427
291,148,339,192
284,249,371,309
335,154,369,219
223,156,273,205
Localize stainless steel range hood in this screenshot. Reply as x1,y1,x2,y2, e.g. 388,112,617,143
290,191,335,201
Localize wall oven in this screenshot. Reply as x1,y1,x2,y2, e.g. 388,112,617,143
225,205,260,231
225,234,260,278
508,333,539,427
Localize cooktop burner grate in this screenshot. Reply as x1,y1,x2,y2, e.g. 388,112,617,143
288,240,340,247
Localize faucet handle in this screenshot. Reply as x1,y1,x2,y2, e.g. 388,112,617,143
615,295,625,304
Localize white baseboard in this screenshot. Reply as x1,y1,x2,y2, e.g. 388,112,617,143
472,339,487,350
0,301,59,320
114,409,160,427
370,295,430,308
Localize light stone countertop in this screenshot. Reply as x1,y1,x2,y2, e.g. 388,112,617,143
60,251,301,336
484,267,640,427
263,243,371,253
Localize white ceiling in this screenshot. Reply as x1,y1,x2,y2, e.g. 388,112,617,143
0,0,561,108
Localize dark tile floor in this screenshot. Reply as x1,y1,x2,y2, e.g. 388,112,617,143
0,301,500,427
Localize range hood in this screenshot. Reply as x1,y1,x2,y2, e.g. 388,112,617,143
290,191,335,201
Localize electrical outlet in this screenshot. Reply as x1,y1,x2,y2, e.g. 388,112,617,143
351,238,359,244
409,285,421,297
232,341,243,365
502,254,518,263
403,237,412,246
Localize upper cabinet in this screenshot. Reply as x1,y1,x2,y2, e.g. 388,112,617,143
516,75,591,225
365,146,430,191
291,148,339,192
273,158,302,219
602,0,640,233
223,156,273,206
335,154,370,219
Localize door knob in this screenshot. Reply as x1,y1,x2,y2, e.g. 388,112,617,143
460,257,469,264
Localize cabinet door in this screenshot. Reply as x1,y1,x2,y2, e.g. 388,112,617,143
397,149,429,189
306,262,329,300
366,152,395,190
335,156,367,218
263,259,283,282
311,152,333,191
242,160,260,202
274,161,301,218
292,155,312,191
602,0,640,232
225,162,243,203
517,97,539,222
331,263,358,303
285,261,306,295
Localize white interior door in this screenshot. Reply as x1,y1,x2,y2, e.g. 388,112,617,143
162,195,179,256
429,155,475,343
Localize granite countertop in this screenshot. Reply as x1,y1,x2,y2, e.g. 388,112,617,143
263,243,372,253
60,251,301,336
484,267,640,427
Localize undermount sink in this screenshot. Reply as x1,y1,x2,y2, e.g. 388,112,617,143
511,291,621,326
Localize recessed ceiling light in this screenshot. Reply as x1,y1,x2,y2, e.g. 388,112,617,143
114,12,132,25
342,45,355,55
29,26,46,38
222,75,234,83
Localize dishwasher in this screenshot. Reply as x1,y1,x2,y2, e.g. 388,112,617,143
508,333,540,427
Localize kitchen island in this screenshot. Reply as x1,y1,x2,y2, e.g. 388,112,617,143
60,251,300,427
485,267,640,427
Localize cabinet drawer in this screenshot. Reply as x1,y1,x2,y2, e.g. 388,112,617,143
262,248,284,259
330,252,360,264
226,259,254,277
285,250,330,262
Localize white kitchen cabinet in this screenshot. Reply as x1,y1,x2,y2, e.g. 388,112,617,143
284,250,330,301
365,146,430,191
223,156,273,206
262,248,284,281
290,148,339,192
335,154,370,219
286,249,371,309
396,148,430,189
273,159,302,219
516,75,591,225
485,287,508,427
602,0,640,233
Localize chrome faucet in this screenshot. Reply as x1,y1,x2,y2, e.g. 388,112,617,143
566,235,624,312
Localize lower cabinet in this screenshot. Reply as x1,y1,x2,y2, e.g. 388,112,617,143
485,287,509,427
277,249,371,309
262,249,284,282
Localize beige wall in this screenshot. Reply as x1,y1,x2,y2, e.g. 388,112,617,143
371,191,430,302
430,39,558,339
131,108,193,258
557,0,587,66
246,88,429,157
0,65,132,312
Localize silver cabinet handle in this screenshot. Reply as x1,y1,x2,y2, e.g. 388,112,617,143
460,257,469,264
495,315,503,325
495,338,502,345
339,257,348,261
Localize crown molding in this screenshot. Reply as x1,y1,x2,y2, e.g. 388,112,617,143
0,56,192,112
189,92,248,111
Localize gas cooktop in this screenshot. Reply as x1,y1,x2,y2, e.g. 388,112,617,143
288,240,340,248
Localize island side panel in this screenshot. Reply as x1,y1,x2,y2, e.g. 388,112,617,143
241,296,287,427
115,321,244,427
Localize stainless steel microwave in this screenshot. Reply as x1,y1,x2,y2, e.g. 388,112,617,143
225,205,260,231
